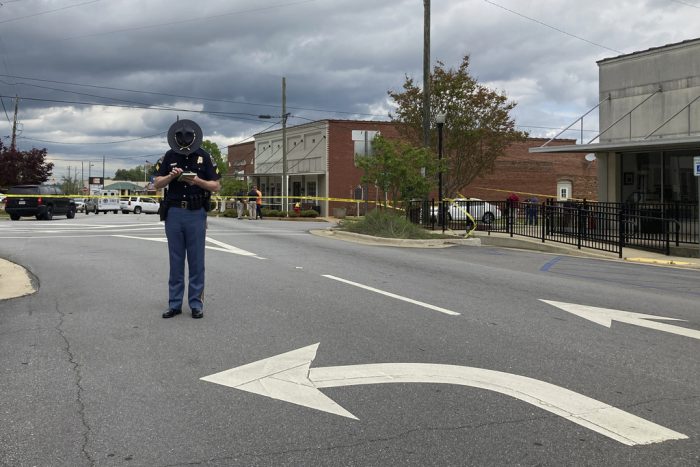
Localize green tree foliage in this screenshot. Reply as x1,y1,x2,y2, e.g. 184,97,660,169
202,140,225,172
60,174,83,194
114,166,147,181
389,56,527,197
0,140,54,188
356,135,437,207
219,176,248,197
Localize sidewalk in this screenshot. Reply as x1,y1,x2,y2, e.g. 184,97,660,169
0,257,35,300
470,231,700,269
314,227,700,270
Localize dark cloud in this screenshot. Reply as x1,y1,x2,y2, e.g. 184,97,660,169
0,0,698,180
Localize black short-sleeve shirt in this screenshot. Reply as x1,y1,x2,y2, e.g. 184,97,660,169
155,148,221,201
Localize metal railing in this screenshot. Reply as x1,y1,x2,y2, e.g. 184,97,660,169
406,199,699,257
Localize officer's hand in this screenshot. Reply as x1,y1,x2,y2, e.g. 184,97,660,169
170,167,183,179
183,175,198,186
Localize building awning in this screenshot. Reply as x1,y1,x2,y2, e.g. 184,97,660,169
529,135,700,154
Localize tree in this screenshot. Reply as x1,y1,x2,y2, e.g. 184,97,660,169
60,174,83,194
356,135,437,208
202,140,225,172
218,176,248,197
389,56,527,197
0,140,54,188
114,166,146,181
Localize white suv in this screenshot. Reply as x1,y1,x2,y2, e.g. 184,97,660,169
120,196,160,214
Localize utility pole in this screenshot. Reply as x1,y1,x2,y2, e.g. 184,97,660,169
10,96,19,151
282,77,288,213
423,0,431,150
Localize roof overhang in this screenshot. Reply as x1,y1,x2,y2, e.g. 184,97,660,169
529,135,700,154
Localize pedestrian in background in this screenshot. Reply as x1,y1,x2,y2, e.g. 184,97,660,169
247,185,257,220
154,119,221,320
235,189,246,219
254,185,263,220
526,196,539,225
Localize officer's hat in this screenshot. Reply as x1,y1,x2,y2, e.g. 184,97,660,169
167,119,203,155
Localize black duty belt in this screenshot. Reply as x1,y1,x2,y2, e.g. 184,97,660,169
168,200,198,209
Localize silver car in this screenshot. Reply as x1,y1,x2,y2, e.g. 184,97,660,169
432,198,502,224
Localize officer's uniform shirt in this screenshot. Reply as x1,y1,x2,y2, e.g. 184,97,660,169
155,148,221,202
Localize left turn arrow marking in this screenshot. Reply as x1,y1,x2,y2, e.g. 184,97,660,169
201,343,687,446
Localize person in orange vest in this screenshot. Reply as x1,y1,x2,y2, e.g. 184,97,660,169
254,185,263,220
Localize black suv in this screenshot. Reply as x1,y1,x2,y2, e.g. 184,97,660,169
4,185,76,221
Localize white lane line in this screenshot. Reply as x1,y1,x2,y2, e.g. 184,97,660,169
322,274,460,316
205,237,265,258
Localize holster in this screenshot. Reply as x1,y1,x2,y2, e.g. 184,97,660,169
159,204,168,221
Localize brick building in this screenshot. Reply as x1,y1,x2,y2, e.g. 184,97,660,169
227,120,597,215
228,120,400,215
226,141,254,179
463,138,598,202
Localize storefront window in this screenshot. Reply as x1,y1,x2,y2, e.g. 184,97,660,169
621,151,698,203
664,150,698,203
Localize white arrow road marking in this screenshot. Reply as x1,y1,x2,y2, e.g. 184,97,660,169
541,300,700,341
201,343,687,446
113,235,265,259
322,274,460,316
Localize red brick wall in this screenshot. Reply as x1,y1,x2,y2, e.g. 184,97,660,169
226,141,255,178
461,138,598,201
327,121,401,208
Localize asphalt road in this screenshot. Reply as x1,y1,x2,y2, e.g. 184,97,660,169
0,214,698,466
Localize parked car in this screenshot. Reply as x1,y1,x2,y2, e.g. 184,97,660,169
4,185,76,220
120,196,160,214
74,198,86,213
431,198,502,224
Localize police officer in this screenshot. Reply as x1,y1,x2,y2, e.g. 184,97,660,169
154,119,221,319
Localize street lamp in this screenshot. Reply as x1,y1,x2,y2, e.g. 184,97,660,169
436,112,446,232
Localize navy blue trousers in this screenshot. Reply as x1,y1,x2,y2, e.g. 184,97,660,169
164,207,207,311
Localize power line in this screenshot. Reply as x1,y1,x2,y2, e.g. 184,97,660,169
18,131,166,145
670,0,700,7
59,0,317,41
0,73,385,117
0,94,266,121
0,0,102,25
483,0,624,55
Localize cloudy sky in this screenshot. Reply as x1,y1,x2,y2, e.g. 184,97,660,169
0,0,698,181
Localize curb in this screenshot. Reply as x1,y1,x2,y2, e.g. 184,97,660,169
310,229,481,248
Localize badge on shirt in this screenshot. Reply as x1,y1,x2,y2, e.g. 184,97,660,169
197,156,203,164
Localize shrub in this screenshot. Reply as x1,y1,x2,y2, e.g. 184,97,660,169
338,208,436,239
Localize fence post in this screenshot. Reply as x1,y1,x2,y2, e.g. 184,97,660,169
577,205,583,250
618,209,624,258
541,202,546,243
507,200,514,237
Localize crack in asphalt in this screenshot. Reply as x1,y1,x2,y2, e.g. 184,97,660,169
55,301,95,467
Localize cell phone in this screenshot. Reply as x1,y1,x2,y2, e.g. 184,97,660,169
178,172,196,181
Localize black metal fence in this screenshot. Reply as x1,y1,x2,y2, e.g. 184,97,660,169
406,199,699,257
